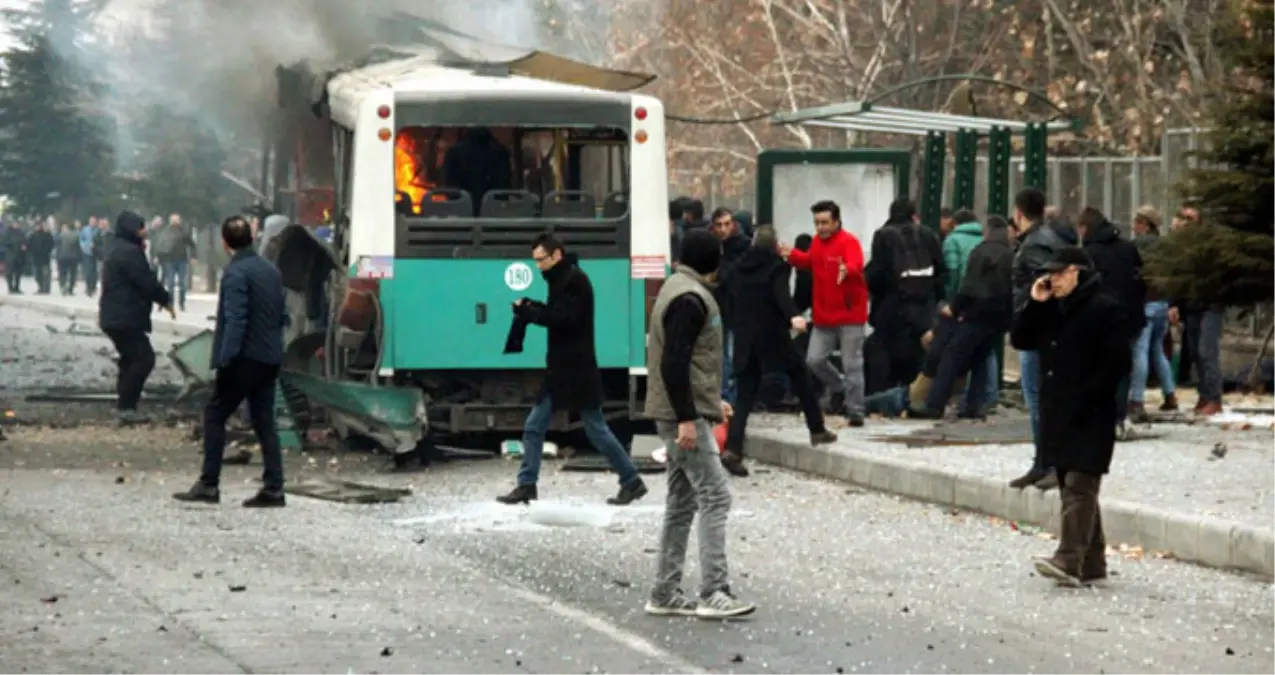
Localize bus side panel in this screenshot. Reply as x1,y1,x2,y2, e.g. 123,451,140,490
629,277,647,368
389,259,631,370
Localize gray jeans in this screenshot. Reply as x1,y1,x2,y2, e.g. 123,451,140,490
651,419,733,601
1186,308,1225,403
806,324,866,415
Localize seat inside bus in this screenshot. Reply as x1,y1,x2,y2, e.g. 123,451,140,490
415,189,473,218
542,190,595,218
602,191,627,219
480,189,540,218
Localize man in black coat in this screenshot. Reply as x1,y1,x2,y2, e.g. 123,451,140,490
1010,247,1130,588
2,221,27,293
1077,207,1146,433
173,216,288,508
497,233,647,506
26,221,55,294
710,206,750,406
721,225,836,477
98,211,174,424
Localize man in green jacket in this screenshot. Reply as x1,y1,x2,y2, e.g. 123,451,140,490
941,209,983,304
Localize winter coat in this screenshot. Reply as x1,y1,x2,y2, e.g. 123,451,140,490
713,233,751,330
728,246,804,374
941,221,983,303
785,228,867,327
513,254,604,411
1011,219,1077,314
98,211,172,333
1009,272,1131,475
1,226,26,264
865,219,946,333
952,237,1015,332
1132,232,1163,301
26,229,54,264
57,230,81,261
1082,218,1147,341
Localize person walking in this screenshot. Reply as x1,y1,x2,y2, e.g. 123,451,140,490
27,221,55,295
643,228,755,619
496,234,647,506
80,217,99,295
1010,247,1130,587
56,223,81,295
721,225,837,477
98,211,175,425
781,200,869,425
1128,206,1178,418
156,216,196,311
2,220,27,293
173,216,288,508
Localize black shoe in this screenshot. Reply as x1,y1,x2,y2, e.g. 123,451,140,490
496,484,538,504
956,407,987,421
607,478,649,505
907,407,943,420
172,483,220,504
117,410,150,427
810,430,838,446
846,414,865,427
1008,468,1048,490
1034,472,1060,492
243,490,286,508
720,451,750,477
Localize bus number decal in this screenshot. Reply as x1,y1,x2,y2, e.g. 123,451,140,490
505,262,534,291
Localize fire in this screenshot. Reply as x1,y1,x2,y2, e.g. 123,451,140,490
394,131,431,212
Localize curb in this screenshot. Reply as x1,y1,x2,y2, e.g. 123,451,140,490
745,432,1275,579
0,296,208,340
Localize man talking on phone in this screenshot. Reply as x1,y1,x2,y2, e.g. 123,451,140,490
1010,247,1130,587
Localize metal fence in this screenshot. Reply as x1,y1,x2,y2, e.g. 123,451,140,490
668,168,757,214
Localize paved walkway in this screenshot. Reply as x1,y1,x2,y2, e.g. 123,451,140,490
0,281,214,338
747,411,1275,577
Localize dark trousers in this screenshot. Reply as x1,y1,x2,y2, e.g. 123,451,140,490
726,353,825,455
4,259,22,291
103,329,155,411
200,360,284,492
82,255,98,294
864,326,925,396
33,262,51,293
923,321,999,412
1051,471,1106,578
57,258,77,293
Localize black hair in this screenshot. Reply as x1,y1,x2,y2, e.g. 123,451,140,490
810,200,840,222
710,206,733,223
794,233,813,251
1014,188,1046,221
940,207,954,219
684,199,705,222
752,224,777,249
953,209,978,224
985,215,1010,232
669,197,692,221
532,232,564,254
1077,207,1107,233
221,215,253,251
888,197,917,222
678,228,721,276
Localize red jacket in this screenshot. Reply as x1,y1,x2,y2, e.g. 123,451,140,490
787,229,867,327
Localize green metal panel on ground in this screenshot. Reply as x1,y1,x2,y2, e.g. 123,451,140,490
383,258,633,370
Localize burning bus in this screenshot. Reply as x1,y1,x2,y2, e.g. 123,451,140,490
261,23,670,465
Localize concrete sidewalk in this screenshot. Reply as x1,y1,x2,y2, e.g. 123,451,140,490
0,282,213,339
745,413,1275,578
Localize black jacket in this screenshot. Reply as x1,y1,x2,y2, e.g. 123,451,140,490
1012,219,1077,314
729,246,803,374
866,219,946,332
98,212,171,333
1,226,25,264
713,233,751,329
514,254,604,411
952,237,1015,332
26,229,54,264
1082,219,1146,341
211,248,287,369
1010,272,1130,475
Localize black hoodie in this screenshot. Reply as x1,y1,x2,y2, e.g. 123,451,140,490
1082,218,1146,340
728,246,804,372
98,211,171,332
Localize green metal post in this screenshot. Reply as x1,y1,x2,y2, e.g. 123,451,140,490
952,129,979,210
1023,122,1048,194
986,126,1012,218
920,130,946,230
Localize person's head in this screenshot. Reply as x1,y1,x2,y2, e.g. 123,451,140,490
87,216,96,227
794,233,813,252
1133,205,1161,235
98,217,109,229
984,215,1011,243
678,228,722,280
150,216,162,228
1013,188,1046,232
531,232,565,272
710,207,735,239
811,200,841,239
752,224,778,251
953,209,978,226
1180,204,1200,224
221,215,253,252
1076,207,1106,240
1041,246,1092,298
939,207,955,234
682,199,704,225
63,223,73,232
168,213,181,226
887,197,919,224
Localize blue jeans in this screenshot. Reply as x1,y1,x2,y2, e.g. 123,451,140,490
1131,301,1175,403
516,394,639,487
721,331,736,404
962,350,999,410
1019,350,1045,472
81,255,98,293
162,259,188,309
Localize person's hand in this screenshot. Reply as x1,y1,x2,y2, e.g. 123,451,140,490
1168,306,1180,324
1030,276,1053,302
720,401,734,419
836,260,848,284
939,304,953,318
921,330,934,348
790,315,808,333
778,244,792,259
676,420,697,450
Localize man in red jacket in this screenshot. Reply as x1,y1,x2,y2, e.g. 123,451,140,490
782,200,869,426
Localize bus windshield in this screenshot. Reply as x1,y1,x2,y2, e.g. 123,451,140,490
393,126,629,220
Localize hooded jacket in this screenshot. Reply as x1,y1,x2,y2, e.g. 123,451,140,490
941,221,983,302
785,227,867,327
865,218,946,332
98,211,171,333
729,246,804,373
951,236,1015,332
1082,217,1146,340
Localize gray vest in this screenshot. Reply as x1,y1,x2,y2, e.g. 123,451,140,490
644,266,724,422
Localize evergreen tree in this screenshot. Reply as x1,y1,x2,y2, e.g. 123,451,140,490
1144,0,1275,307
0,0,115,217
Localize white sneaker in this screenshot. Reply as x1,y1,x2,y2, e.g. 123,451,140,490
644,591,698,617
694,589,755,619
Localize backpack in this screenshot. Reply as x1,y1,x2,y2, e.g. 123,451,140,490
890,223,936,299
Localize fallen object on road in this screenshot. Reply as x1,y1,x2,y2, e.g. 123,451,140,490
285,478,412,504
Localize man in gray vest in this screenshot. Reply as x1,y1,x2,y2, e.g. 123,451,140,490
643,228,755,620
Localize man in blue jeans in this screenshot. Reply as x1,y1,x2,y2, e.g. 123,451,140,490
1008,188,1077,490
497,233,647,506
